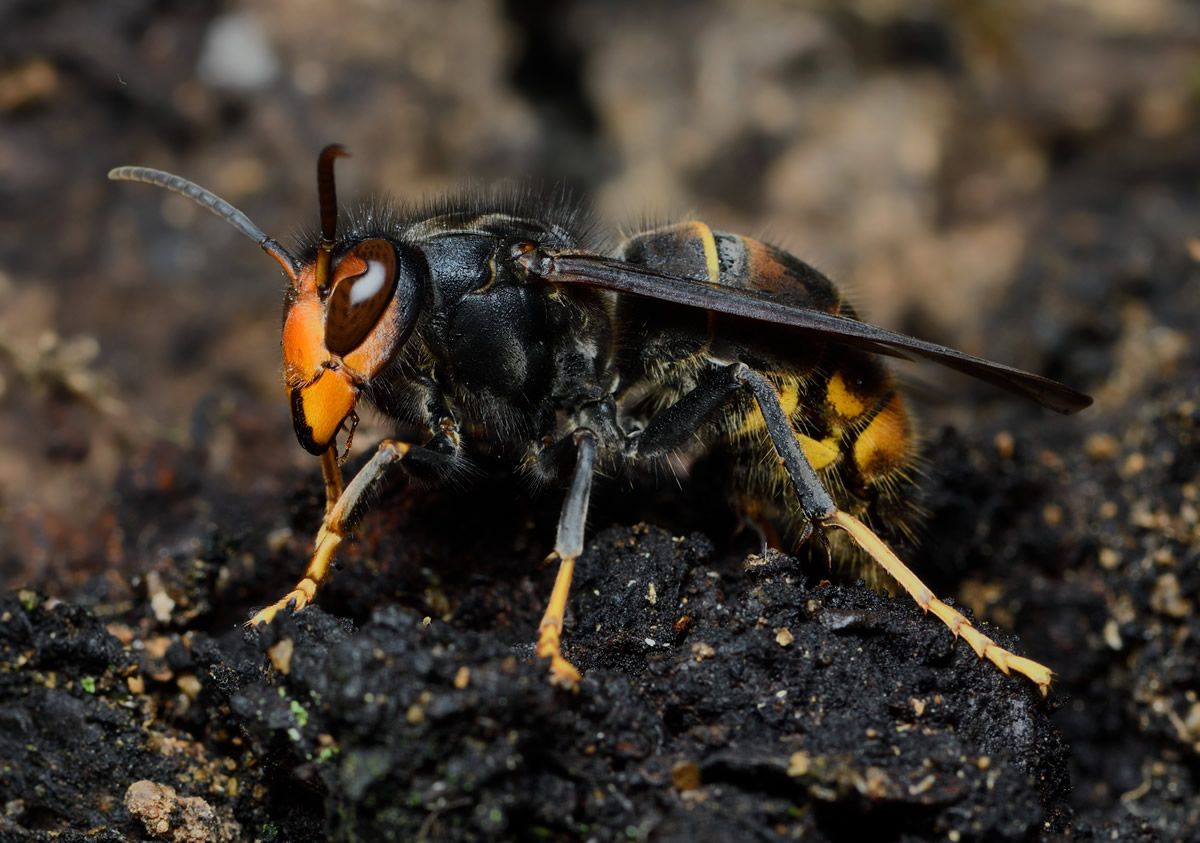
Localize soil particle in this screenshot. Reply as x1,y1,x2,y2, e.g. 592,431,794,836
124,779,243,843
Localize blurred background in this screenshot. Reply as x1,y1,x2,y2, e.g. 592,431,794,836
1,0,1198,823
4,0,1198,620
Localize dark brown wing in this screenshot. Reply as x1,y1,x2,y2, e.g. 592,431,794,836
519,250,1092,414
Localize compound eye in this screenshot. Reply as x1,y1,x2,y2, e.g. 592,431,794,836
325,239,398,356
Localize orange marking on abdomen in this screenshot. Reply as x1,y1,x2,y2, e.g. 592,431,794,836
852,392,913,477
737,380,800,436
827,371,868,419
742,237,789,289
799,433,841,471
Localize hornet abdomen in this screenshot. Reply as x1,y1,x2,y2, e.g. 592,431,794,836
614,222,920,574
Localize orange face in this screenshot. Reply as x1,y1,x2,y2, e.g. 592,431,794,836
282,239,404,454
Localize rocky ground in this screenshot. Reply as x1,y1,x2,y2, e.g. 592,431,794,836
1,1,1198,840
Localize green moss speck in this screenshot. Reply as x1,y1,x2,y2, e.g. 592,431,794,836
289,699,309,727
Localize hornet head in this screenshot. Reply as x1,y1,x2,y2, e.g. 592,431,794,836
110,145,425,457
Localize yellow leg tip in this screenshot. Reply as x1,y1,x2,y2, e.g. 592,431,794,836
536,624,582,690
245,579,317,628
546,655,582,690
245,608,276,628
1001,654,1054,695
827,508,1054,696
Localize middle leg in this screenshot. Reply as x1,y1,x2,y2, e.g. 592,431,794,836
536,429,598,688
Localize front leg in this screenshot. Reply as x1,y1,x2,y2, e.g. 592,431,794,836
247,432,458,627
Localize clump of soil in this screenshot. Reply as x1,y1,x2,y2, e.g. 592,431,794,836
3,377,1195,840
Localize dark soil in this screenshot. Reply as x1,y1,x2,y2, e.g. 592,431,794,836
2,1,1198,841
